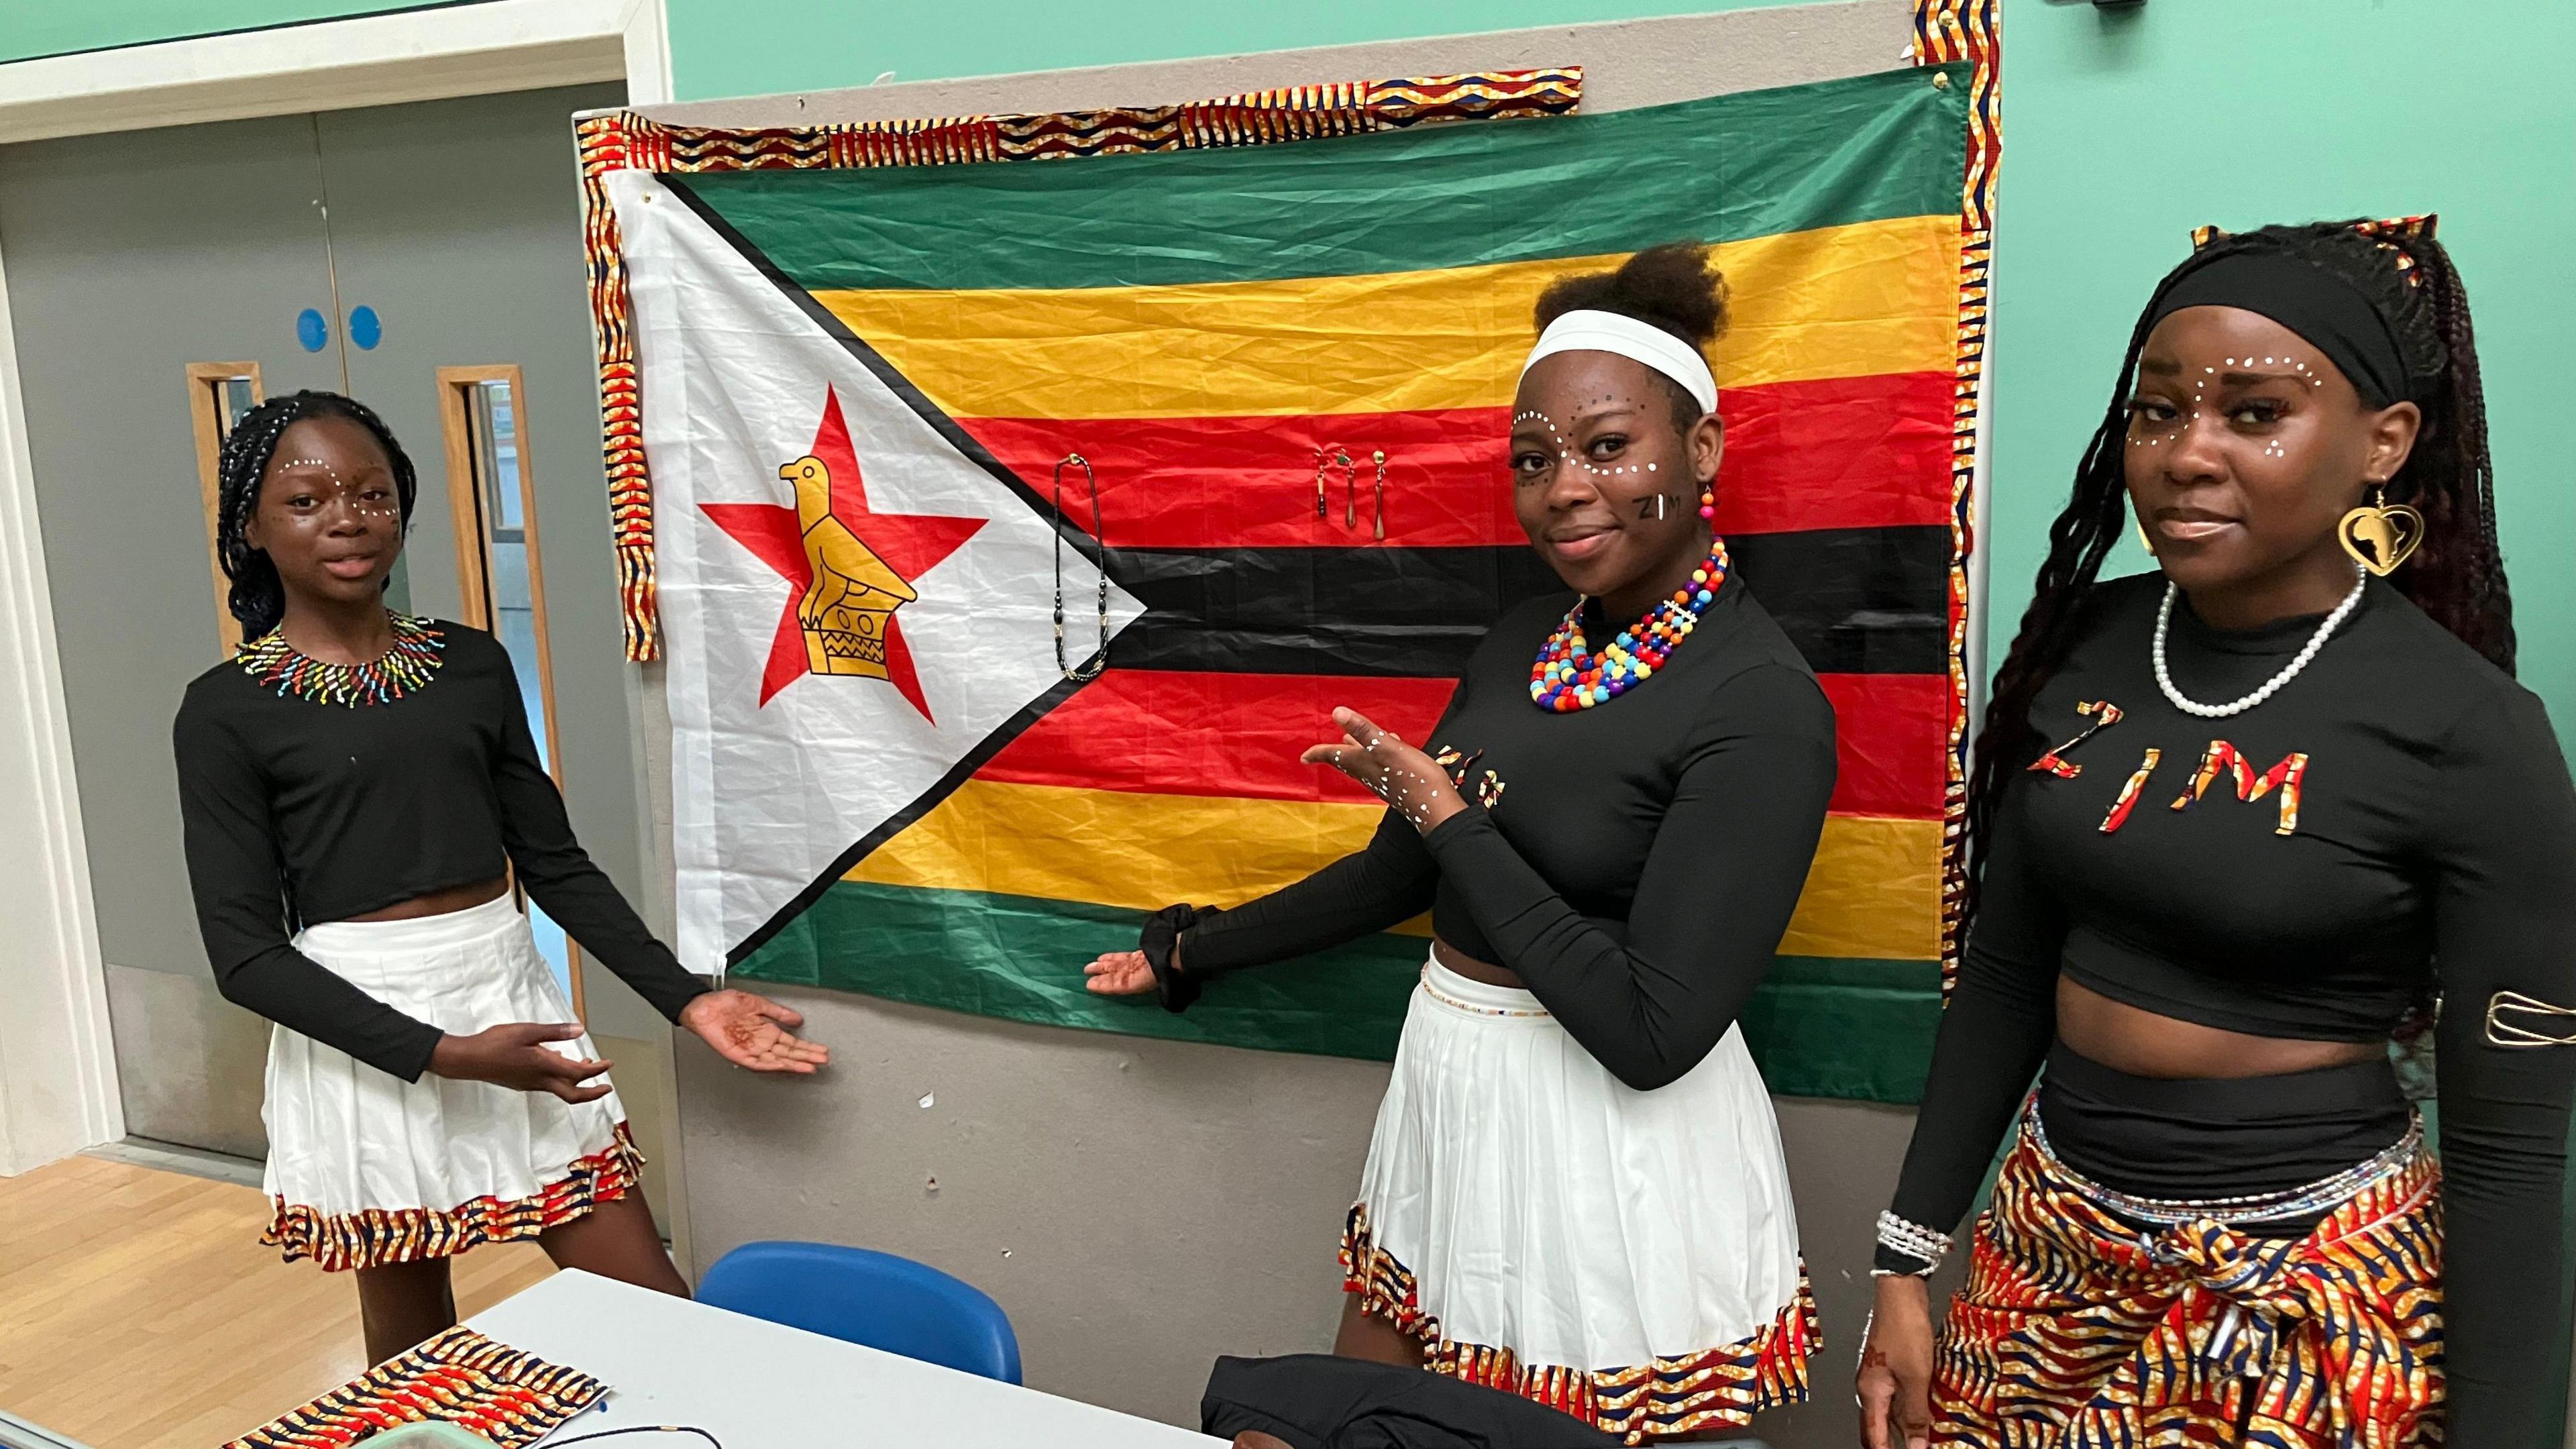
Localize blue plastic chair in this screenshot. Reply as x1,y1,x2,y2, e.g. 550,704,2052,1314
695,1240,1024,1384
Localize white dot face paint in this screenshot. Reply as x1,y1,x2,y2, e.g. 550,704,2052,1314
270,454,402,520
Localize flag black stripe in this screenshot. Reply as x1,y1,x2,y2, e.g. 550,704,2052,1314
1099,526,1950,678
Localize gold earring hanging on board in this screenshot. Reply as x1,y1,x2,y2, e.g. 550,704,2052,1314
2337,482,2424,576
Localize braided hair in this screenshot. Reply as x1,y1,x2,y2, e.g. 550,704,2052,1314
1966,221,2512,919
1533,241,1730,435
213,390,419,639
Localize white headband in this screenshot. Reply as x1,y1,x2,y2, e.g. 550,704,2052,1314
1519,309,1719,416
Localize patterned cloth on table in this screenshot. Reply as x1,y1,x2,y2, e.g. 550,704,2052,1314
1932,1110,2443,1448
221,1327,606,1449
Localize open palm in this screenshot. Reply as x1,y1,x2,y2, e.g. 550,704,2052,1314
679,989,831,1073
1084,950,1157,996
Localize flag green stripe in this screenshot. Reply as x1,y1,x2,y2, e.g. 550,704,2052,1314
676,66,1969,294
732,881,1942,1103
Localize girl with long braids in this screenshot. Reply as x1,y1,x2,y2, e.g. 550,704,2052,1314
1857,218,2576,1448
1085,244,1835,1443
174,391,829,1362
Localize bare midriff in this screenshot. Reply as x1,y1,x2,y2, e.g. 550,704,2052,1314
343,875,510,923
2057,976,2382,1079
1432,936,1521,989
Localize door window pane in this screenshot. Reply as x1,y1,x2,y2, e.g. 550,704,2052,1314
463,376,572,1005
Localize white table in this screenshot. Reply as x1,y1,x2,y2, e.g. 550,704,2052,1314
469,1270,1224,1448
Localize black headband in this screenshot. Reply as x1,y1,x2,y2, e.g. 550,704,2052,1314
2147,250,2414,409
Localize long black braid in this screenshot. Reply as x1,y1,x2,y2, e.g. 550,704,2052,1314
1965,221,2512,926
213,390,419,639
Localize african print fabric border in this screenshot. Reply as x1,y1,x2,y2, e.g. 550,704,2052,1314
1340,1207,1818,1444
1912,0,2000,992
1931,1115,2443,1448
579,70,1583,661
222,1326,606,1449
264,1121,643,1272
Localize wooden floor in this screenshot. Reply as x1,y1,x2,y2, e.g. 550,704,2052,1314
0,1152,555,1448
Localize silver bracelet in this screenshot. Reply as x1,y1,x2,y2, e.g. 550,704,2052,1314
1876,1210,1950,1274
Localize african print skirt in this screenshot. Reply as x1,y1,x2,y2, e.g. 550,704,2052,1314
1341,954,1815,1444
262,894,641,1271
1932,1104,2443,1448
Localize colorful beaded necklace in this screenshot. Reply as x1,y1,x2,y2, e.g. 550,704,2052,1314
237,614,445,707
1529,539,1730,712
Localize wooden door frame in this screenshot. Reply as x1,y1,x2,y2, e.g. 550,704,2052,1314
184,362,265,658
0,0,670,1177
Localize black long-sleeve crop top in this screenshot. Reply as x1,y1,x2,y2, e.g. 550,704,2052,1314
1164,582,1838,1091
173,619,710,1082
1886,574,2576,1446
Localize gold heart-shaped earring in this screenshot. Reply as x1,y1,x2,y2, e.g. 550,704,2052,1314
2338,482,2424,576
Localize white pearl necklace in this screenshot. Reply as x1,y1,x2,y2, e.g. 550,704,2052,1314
2153,566,2365,719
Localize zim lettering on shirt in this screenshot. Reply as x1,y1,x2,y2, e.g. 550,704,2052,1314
2028,701,2308,837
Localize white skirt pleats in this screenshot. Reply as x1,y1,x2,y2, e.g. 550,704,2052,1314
1342,956,1815,1442
262,894,640,1271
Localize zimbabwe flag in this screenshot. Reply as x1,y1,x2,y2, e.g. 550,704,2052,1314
600,65,1972,1103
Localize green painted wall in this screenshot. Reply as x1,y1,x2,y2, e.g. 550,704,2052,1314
0,1,465,64
663,0,1811,101
1990,0,2576,728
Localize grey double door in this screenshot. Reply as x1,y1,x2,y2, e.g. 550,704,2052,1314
0,82,651,1158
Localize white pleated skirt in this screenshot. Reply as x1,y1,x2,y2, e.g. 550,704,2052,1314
1341,955,1815,1442
262,894,641,1271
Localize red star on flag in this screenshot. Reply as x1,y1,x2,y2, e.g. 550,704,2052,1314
701,387,985,718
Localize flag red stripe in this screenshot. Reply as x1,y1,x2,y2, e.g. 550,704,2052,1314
978,667,1947,818
953,370,1953,549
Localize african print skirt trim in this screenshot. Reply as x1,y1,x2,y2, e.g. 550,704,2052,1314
1342,1208,1817,1444
1931,1108,2443,1448
221,1325,606,1449
265,1121,644,1273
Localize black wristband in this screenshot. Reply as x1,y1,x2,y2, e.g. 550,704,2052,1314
1872,1243,1937,1277
1140,903,1220,1014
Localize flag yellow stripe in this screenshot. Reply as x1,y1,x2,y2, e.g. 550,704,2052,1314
845,778,1940,963
812,213,1959,422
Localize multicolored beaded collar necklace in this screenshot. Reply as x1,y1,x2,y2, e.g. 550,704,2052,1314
237,614,445,706
1529,539,1730,712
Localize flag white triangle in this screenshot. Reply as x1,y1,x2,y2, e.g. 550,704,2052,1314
608,171,1144,971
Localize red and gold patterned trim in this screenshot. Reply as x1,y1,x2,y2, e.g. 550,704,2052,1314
1340,1205,1817,1444
1912,0,2000,995
223,1326,604,1449
265,1122,644,1273
578,68,1583,660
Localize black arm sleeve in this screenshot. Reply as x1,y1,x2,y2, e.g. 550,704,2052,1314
1170,810,1440,977
1416,662,1836,1091
490,686,710,1024
174,706,445,1082
2422,689,2576,1448
1880,772,2065,1263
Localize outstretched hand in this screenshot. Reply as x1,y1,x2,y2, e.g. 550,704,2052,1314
1084,950,1157,996
680,989,831,1073
1302,708,1466,836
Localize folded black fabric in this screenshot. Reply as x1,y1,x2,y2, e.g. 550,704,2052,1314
1201,1355,1621,1449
